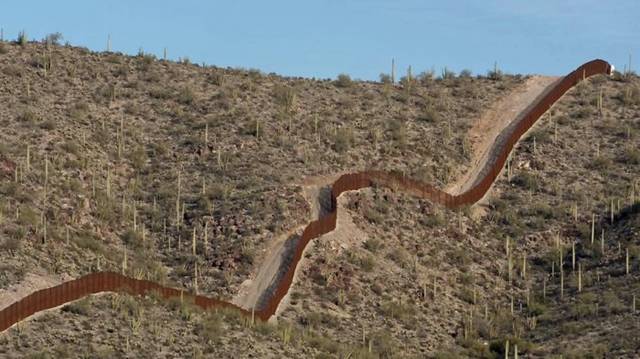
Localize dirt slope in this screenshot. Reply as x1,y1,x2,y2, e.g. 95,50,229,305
446,75,560,195
232,175,338,311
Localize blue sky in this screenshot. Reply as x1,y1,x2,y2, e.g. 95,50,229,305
1,1,637,80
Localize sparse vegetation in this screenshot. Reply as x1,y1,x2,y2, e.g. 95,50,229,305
0,38,638,358
334,73,353,88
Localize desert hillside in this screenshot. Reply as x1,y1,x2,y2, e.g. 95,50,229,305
0,37,639,358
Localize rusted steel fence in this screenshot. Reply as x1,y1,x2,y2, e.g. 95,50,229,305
0,59,612,331
0,272,248,332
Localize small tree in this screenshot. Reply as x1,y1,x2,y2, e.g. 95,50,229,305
379,73,392,84
459,69,473,79
44,32,63,46
334,73,353,88
488,61,503,80
16,30,27,46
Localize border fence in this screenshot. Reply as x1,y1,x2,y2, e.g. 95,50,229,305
0,59,612,331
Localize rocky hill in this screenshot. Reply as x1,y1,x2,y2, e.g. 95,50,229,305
0,37,639,358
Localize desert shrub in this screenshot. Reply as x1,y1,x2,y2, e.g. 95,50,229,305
363,207,384,224
379,300,415,321
62,178,84,195
417,70,435,85
308,333,340,355
601,291,625,314
138,53,156,72
17,109,39,124
524,201,562,220
208,72,225,86
2,64,22,77
388,119,407,148
574,223,591,242
18,206,39,227
420,210,446,227
441,67,456,80
387,247,410,268
333,127,354,153
148,142,168,158
124,102,142,115
564,344,609,359
619,146,640,164
252,320,277,337
526,301,547,317
301,311,341,330
94,84,117,104
43,32,63,46
75,234,105,254
272,85,296,113
359,254,376,272
364,237,383,253
450,248,471,267
0,43,8,54
246,68,262,79
489,337,534,356
105,53,121,63
149,86,172,100
459,69,473,78
60,140,80,155
121,229,143,249
617,85,640,105
433,351,464,359
569,302,594,319
418,105,441,123
61,298,91,316
558,321,581,336
0,182,18,197
371,330,398,357
69,102,89,121
528,129,551,144
177,86,195,105
457,337,496,358
379,73,392,84
39,119,56,130
129,146,148,170
459,287,476,304
0,237,21,254
196,312,223,343
513,172,539,191
399,75,414,89
555,114,571,125
587,156,612,171
487,66,503,81
16,31,27,46
334,74,353,88
571,106,592,119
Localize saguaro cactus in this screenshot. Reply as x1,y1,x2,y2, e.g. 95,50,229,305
192,227,197,256
176,172,182,227
626,248,630,276
194,262,198,294
591,214,595,244
572,242,576,271
391,58,396,84
578,263,582,292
